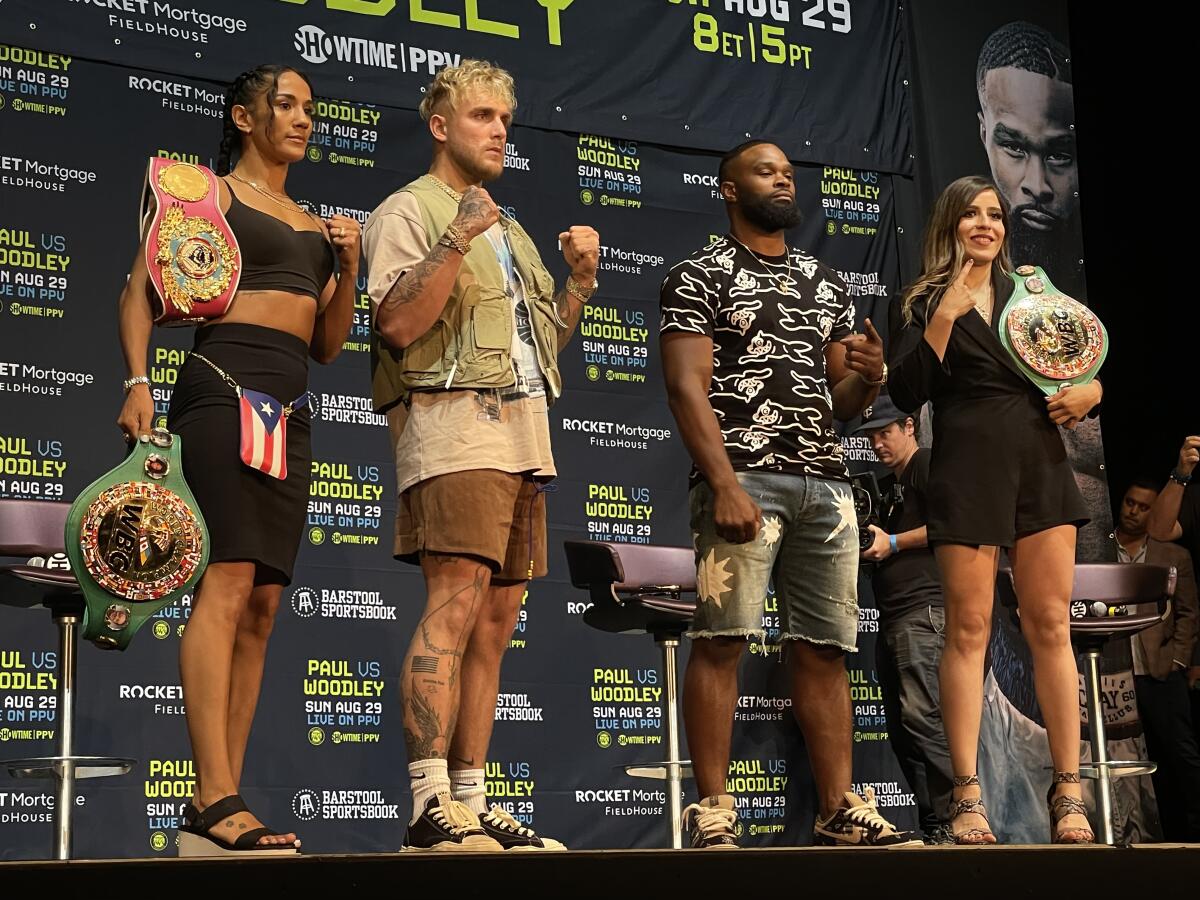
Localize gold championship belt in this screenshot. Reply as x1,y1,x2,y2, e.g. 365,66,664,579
65,429,209,650
140,156,240,326
998,265,1108,395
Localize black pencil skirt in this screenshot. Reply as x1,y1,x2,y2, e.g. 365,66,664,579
168,323,311,584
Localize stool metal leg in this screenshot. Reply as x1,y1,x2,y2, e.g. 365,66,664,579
52,611,78,860
1083,647,1115,845
659,637,683,849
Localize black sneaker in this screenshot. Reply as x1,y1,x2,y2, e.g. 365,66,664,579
682,794,739,849
813,789,923,848
402,793,503,852
478,805,566,851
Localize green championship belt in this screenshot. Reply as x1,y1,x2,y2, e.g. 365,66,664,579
999,264,1108,396
65,429,208,650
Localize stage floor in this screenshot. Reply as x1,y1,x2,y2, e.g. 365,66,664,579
3,845,1199,896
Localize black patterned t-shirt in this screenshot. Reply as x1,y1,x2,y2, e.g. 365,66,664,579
659,235,854,484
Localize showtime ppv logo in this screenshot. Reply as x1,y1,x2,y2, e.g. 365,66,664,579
295,25,398,68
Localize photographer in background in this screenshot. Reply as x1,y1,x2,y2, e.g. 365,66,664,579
1117,476,1200,841
857,395,953,843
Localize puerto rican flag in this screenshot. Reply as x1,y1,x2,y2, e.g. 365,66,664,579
239,388,302,480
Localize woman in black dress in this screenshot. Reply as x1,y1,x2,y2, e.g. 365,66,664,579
116,65,360,855
890,176,1102,844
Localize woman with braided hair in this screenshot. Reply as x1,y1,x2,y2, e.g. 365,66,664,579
116,64,360,855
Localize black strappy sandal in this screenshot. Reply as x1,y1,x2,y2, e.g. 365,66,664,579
1047,772,1094,844
949,775,997,845
178,794,300,857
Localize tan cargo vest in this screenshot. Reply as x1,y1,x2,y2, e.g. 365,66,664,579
371,175,565,412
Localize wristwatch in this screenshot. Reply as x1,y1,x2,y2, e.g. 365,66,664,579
861,362,888,387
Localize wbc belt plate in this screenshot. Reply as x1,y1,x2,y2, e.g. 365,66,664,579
140,156,240,326
999,265,1108,396
66,429,209,650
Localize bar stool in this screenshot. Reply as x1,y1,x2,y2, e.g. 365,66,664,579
564,540,696,848
997,562,1174,845
0,498,135,859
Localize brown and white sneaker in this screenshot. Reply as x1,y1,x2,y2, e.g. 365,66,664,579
682,794,739,849
401,793,503,851
813,789,923,848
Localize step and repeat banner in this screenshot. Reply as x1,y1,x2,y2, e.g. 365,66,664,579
0,0,1118,858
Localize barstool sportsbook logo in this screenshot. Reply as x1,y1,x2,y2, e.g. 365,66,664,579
292,787,398,821
289,583,396,620
292,788,322,821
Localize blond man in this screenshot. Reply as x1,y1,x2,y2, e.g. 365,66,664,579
364,60,598,851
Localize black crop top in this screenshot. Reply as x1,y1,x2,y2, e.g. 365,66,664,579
224,183,336,302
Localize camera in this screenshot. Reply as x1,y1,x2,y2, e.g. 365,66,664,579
850,471,884,551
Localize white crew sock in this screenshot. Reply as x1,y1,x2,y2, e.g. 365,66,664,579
408,759,451,825
450,768,488,817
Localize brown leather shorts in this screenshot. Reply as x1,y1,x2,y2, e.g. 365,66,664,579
394,469,548,581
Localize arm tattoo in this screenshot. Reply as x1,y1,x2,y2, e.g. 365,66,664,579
380,243,455,314
457,196,492,231
555,289,575,326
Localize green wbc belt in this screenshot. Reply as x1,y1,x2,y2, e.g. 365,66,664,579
999,265,1108,396
65,429,208,650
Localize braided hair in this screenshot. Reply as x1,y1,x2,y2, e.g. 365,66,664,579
976,21,1072,98
216,64,314,175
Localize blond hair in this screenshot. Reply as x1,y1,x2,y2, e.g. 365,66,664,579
419,59,516,122
900,175,1012,324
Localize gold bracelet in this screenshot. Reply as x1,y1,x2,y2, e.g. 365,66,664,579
566,276,596,303
438,223,471,255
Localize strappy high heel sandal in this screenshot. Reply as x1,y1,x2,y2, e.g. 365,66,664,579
1047,772,1094,844
949,775,997,845
178,794,300,857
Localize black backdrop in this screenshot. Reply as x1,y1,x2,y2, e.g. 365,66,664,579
0,0,1116,857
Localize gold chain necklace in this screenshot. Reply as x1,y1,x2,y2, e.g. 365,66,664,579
229,170,304,213
728,233,794,290
424,173,464,203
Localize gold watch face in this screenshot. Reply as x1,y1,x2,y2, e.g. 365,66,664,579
80,481,204,601
1005,294,1105,381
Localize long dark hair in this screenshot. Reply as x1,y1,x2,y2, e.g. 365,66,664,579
900,175,1012,323
216,64,314,176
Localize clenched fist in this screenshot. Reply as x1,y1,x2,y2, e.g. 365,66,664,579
452,186,501,241
559,225,599,282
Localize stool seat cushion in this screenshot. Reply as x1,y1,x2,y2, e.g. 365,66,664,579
0,565,80,609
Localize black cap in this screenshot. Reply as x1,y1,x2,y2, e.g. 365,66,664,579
853,394,913,434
